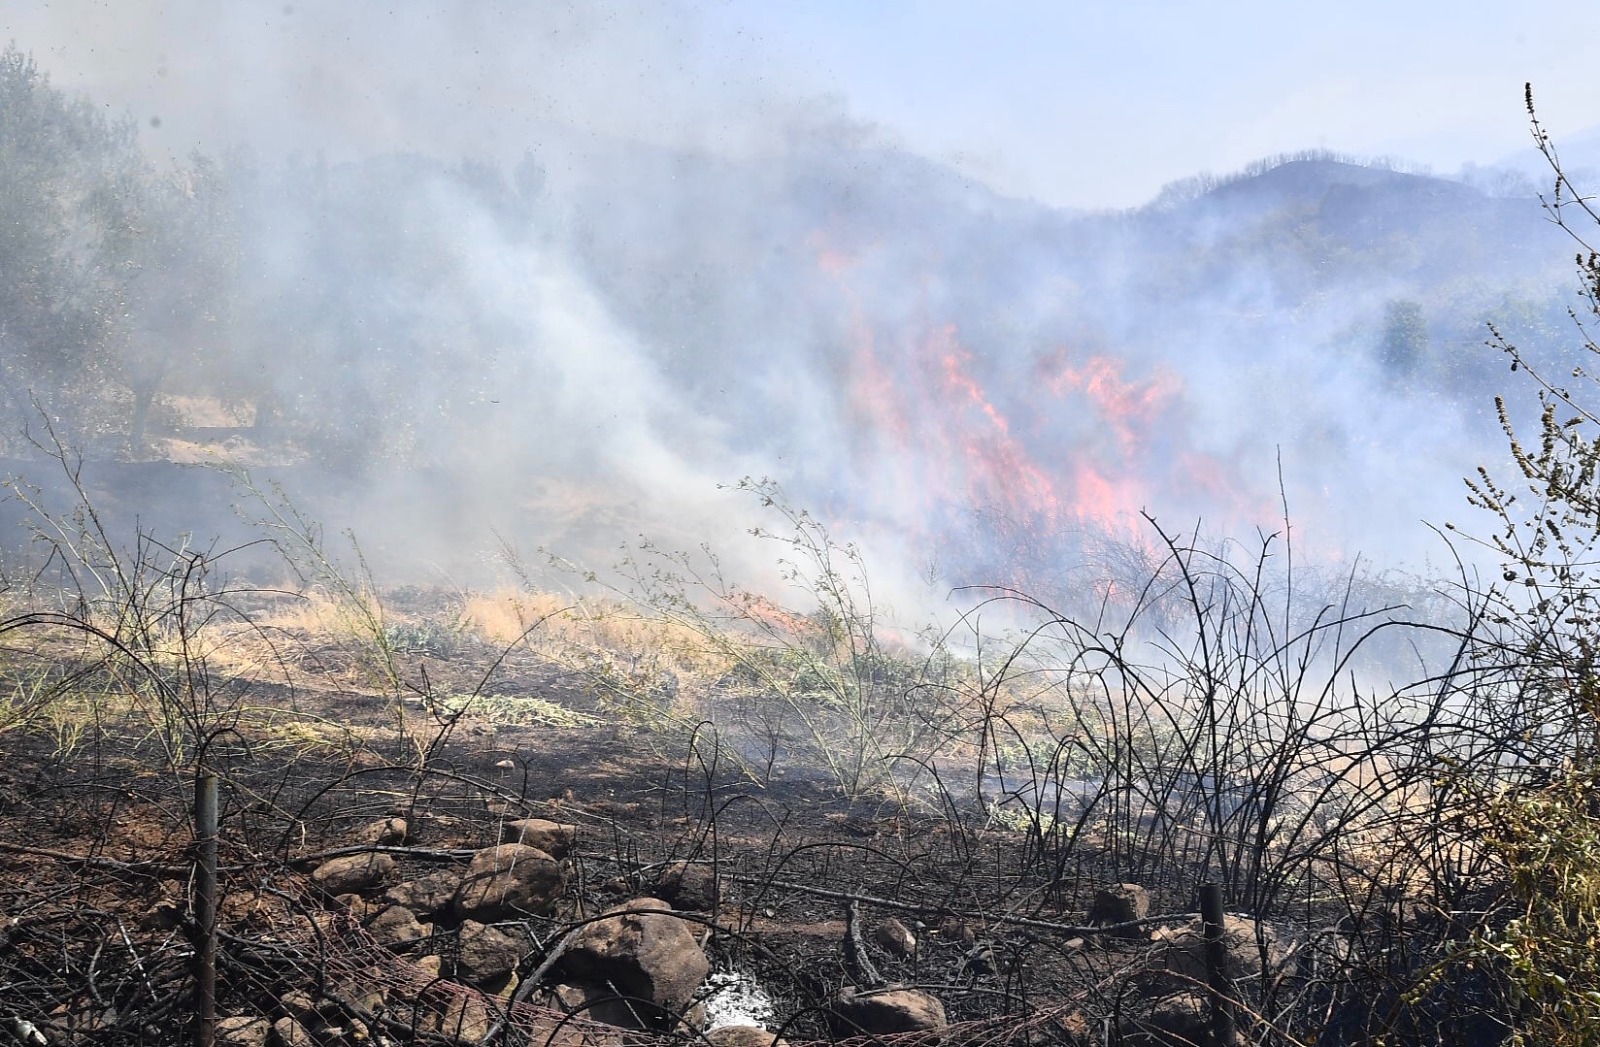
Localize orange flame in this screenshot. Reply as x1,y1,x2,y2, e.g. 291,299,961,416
810,232,1271,574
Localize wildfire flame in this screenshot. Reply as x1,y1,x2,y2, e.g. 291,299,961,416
812,233,1270,588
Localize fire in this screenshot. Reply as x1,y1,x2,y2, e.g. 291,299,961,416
809,233,1271,586
1040,349,1182,460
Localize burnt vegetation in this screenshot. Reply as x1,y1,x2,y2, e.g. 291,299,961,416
2,40,1600,1047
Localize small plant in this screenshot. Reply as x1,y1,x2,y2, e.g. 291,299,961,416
382,617,466,659
1470,771,1600,1044
1405,92,1600,1046
429,691,601,728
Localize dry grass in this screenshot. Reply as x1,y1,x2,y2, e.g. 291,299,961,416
463,588,738,679
255,589,384,638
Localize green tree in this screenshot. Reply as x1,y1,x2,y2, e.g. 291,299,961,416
0,44,137,443
93,153,238,451
1378,297,1430,377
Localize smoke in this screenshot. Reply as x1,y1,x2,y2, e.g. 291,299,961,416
0,1,1579,624
3,1,792,164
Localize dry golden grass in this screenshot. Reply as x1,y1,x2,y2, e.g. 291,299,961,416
462,588,736,680
255,588,384,637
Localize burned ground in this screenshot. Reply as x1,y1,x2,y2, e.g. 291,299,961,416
0,605,1515,1047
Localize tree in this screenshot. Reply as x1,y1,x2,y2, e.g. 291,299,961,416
1378,297,1430,377
93,152,238,452
0,44,137,444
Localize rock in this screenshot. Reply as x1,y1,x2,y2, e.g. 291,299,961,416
386,869,462,914
415,955,443,978
500,817,577,859
937,916,976,944
454,844,565,920
873,917,917,957
1154,914,1279,983
311,852,397,895
655,861,721,911
704,1026,790,1047
278,991,317,1020
550,980,661,1030
270,1016,313,1047
557,897,710,1029
1117,991,1209,1047
433,994,494,1045
359,816,409,845
335,893,374,922
827,987,948,1037
328,976,387,1016
367,904,430,948
457,920,530,986
140,900,184,931
1088,883,1150,938
216,1016,271,1047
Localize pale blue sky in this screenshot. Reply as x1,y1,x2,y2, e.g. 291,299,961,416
704,1,1600,206
5,1,1596,208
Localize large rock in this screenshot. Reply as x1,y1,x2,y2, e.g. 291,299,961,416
557,897,710,1029
1088,883,1150,938
386,869,462,914
500,817,577,859
873,917,917,958
1154,914,1279,983
827,987,947,1037
216,1016,271,1047
454,844,565,920
311,852,397,895
367,904,430,948
457,920,530,986
655,860,721,911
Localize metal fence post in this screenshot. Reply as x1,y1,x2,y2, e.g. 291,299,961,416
194,770,218,1047
1199,882,1236,1047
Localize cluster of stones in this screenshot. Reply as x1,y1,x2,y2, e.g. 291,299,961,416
216,817,815,1047
1086,883,1284,1047
213,817,1272,1047
218,816,713,1045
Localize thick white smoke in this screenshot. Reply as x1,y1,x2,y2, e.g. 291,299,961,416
0,0,1579,623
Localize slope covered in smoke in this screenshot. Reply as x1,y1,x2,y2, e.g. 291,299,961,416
0,39,1580,610
537,135,1573,582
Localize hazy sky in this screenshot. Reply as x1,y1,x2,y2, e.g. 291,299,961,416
712,1,1600,207
4,1,1596,208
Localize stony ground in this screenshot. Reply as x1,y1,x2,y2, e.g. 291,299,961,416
0,594,1476,1047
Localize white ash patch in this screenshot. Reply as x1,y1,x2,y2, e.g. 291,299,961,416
702,969,776,1030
